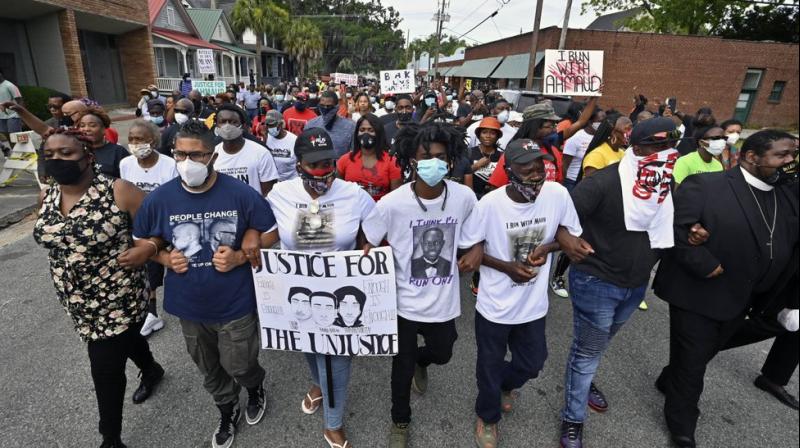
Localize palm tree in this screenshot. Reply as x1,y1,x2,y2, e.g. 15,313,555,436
283,19,324,78
230,0,289,81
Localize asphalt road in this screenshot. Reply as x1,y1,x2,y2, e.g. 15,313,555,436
0,222,797,448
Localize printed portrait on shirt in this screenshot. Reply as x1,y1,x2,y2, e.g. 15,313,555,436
169,212,239,266
294,205,335,249
508,223,546,264
410,223,455,279
171,220,208,262
207,217,238,252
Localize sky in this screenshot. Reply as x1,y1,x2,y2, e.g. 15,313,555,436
380,0,609,47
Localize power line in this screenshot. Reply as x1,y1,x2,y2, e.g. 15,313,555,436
453,10,498,40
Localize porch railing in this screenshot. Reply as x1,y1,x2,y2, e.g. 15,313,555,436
156,78,182,93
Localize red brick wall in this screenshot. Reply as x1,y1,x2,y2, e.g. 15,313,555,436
41,0,148,24
118,27,157,105
459,28,799,128
57,9,88,99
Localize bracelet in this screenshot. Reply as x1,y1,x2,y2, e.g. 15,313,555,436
143,239,159,257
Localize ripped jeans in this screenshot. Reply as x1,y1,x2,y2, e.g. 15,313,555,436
561,268,647,423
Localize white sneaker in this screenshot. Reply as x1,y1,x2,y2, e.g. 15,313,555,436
550,278,569,298
140,313,165,336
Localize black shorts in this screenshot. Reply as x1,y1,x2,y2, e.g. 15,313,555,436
146,260,164,290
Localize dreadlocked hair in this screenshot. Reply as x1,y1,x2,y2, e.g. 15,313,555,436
393,121,468,175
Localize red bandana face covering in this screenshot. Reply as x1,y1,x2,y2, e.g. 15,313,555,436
305,167,335,178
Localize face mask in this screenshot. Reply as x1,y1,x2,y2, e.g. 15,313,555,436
415,158,448,187
370,97,377,104
216,123,243,141
397,111,412,123
174,113,189,125
345,93,352,99
309,94,317,99
176,158,211,187
446,95,453,101
318,105,336,116
45,157,88,185
424,97,436,107
299,166,335,195
726,132,740,146
267,126,280,137
358,133,376,150
758,159,799,185
591,121,601,131
129,143,152,159
150,90,159,98
472,114,484,121
496,110,510,124
384,101,395,111
704,139,727,156
275,94,285,101
295,101,307,111
59,117,74,127
507,169,545,202
150,116,164,125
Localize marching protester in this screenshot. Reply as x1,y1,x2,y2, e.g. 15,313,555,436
212,104,279,196
263,110,299,182
337,113,401,201
250,98,272,139
383,94,416,147
654,130,799,448
672,125,726,186
306,91,355,157
468,117,504,199
375,93,396,118
146,99,168,131
77,107,129,179
580,115,633,178
282,91,318,136
262,127,377,448
465,99,516,150
0,69,23,144
351,92,374,122
556,117,680,448
361,121,483,448
159,98,194,156
34,128,164,448
119,119,179,336
720,118,744,169
133,121,274,448
463,138,582,448
561,108,607,191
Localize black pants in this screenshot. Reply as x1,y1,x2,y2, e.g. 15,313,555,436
474,312,547,424
553,252,571,279
87,320,156,439
659,305,745,438
722,315,799,386
391,317,458,424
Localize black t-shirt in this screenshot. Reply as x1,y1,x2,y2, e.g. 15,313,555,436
93,143,130,179
160,123,180,156
570,165,661,288
384,120,401,149
447,155,473,185
467,146,503,198
456,103,471,118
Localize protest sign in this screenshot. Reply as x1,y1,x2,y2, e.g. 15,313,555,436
196,49,216,74
193,81,226,96
543,50,603,97
331,72,358,86
380,69,416,94
253,247,398,357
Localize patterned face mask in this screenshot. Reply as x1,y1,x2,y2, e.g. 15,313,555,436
298,165,336,195
507,169,545,202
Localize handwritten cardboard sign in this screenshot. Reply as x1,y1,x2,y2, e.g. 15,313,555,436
193,81,226,96
196,49,216,74
543,50,603,97
380,69,416,94
331,72,359,86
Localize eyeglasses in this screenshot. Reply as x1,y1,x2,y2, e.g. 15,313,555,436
173,150,212,162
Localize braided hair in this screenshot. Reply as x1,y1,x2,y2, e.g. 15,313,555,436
393,121,468,176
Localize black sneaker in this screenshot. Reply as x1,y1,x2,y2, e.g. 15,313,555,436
246,383,266,425
99,436,127,448
132,361,164,404
559,420,583,448
213,404,241,448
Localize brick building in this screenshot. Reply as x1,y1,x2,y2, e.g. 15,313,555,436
0,0,156,106
438,27,798,128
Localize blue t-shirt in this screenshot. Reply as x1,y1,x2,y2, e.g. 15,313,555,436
133,173,276,323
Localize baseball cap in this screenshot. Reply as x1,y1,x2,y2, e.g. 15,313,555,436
147,84,158,91
264,110,283,126
294,127,336,163
630,117,678,146
475,117,503,138
295,92,308,101
504,139,554,164
522,102,561,121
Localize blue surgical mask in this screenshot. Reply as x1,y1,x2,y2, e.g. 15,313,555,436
425,97,436,107
267,127,280,137
415,158,448,187
446,95,453,101
275,94,285,101
150,116,164,125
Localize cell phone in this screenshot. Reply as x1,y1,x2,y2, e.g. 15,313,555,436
667,97,677,113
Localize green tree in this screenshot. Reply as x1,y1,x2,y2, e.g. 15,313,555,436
582,0,747,35
283,18,324,78
716,4,799,43
231,0,290,79
407,33,468,66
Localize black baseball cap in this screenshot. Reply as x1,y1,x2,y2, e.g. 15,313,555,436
294,127,336,163
630,117,678,146
505,139,554,164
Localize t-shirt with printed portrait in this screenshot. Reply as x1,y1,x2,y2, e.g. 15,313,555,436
214,139,279,194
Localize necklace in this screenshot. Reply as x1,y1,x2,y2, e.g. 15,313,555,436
411,181,447,212
746,184,777,259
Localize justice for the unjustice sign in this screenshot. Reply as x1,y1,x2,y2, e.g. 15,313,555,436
380,69,416,94
253,247,398,356
543,50,603,97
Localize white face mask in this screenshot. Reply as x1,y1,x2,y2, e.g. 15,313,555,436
174,113,189,125
128,143,152,159
726,132,740,145
496,110,510,124
215,123,243,141
677,124,686,137
267,126,280,137
384,100,395,111
591,121,601,130
704,139,727,156
309,94,317,99
176,158,211,187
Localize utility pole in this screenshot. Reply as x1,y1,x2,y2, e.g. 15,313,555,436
558,0,573,50
525,0,544,90
431,0,450,82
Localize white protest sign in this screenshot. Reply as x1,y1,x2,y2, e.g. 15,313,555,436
193,80,226,96
253,247,398,356
331,72,359,86
196,49,216,74
543,49,603,97
380,69,416,94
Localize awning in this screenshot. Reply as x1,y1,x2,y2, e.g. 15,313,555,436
439,65,460,76
489,51,544,79
448,56,503,78
152,29,223,50
213,41,256,56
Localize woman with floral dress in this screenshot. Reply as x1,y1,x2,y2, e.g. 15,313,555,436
33,128,164,448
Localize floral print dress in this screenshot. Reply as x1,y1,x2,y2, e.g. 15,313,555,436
33,173,148,342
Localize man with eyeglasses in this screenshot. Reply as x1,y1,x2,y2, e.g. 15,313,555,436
133,120,276,448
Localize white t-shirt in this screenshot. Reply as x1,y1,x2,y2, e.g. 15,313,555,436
214,139,278,194
466,120,516,150
562,129,594,181
267,178,375,252
363,180,480,323
266,131,298,181
119,153,179,193
463,183,582,324
374,108,391,118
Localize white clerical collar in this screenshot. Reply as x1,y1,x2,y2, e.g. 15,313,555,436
740,166,774,191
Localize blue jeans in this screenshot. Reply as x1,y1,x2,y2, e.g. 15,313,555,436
305,353,352,430
561,268,647,423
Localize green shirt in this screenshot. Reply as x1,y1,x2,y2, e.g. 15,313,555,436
673,151,723,184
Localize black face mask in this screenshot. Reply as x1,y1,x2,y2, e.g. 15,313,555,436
59,117,74,127
397,112,412,123
358,133,376,150
763,159,798,185
45,157,88,185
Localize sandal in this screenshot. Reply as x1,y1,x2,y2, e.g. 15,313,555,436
301,392,323,415
475,418,498,448
501,390,517,413
324,432,351,448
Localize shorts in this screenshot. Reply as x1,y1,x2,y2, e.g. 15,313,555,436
0,118,22,134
